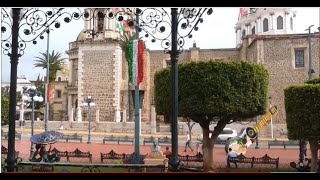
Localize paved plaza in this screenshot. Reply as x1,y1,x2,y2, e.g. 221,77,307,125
1,128,305,167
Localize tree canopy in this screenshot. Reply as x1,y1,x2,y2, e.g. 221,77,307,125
154,60,269,170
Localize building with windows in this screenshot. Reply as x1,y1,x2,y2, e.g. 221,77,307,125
64,8,319,137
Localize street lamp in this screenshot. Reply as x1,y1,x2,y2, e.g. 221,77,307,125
83,96,95,144
255,116,260,149
305,25,314,80
24,85,43,160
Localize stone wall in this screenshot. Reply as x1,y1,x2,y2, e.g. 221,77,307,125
256,35,319,124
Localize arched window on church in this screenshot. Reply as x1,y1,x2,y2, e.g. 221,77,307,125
263,18,268,32
252,26,255,35
277,16,283,29
290,17,293,31
242,29,246,37
58,77,62,81
97,11,104,32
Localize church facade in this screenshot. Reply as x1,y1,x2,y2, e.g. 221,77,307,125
65,8,320,136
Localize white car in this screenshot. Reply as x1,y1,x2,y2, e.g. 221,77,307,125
197,128,238,142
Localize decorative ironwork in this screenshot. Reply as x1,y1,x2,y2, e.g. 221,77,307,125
81,166,100,172
115,8,212,52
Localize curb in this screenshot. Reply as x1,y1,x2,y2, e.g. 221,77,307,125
4,128,289,141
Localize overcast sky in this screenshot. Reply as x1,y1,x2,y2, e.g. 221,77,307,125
1,7,320,82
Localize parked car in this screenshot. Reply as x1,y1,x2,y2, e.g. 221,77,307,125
197,128,238,142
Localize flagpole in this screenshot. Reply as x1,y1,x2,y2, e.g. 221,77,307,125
45,29,50,132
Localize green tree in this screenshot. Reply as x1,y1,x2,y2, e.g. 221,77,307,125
1,86,22,125
284,78,320,172
33,74,45,110
34,50,66,83
154,61,269,170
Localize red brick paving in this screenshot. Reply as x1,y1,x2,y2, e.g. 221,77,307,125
1,139,305,166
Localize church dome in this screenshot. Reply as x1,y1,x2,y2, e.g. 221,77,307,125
76,29,86,41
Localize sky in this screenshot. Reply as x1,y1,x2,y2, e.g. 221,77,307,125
1,7,320,83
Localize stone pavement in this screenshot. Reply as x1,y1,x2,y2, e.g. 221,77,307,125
3,127,289,141
1,138,303,166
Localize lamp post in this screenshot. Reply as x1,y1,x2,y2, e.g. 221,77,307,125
305,25,314,80
45,28,51,132
83,96,95,144
24,85,43,160
255,116,259,149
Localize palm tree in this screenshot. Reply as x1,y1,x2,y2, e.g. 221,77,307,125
34,50,66,83
34,50,66,105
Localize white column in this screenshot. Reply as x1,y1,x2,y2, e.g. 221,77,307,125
284,13,287,31
70,108,74,122
77,107,82,122
68,95,73,122
114,108,121,122
68,60,73,86
122,108,127,122
95,108,99,122
259,18,262,33
150,105,156,134
270,14,273,30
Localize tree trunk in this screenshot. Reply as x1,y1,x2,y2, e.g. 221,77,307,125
202,127,214,170
309,140,319,172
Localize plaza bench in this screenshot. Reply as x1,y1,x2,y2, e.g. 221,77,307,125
51,147,92,163
268,139,299,149
177,152,204,163
143,136,155,145
158,136,171,144
103,135,119,144
227,154,279,168
1,130,22,140
100,150,146,164
283,140,299,149
62,133,82,143
119,136,134,144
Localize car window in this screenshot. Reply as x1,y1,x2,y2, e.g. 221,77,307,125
221,129,233,134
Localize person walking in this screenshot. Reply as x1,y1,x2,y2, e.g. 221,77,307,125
184,132,193,152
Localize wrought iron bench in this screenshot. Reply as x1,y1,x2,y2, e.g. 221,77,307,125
268,139,299,149
283,140,299,149
252,154,279,168
227,154,279,168
119,136,134,144
62,133,82,143
50,147,92,163
268,139,285,148
66,148,92,163
178,152,204,162
102,135,120,144
158,136,171,144
143,136,155,145
100,150,146,164
1,130,22,140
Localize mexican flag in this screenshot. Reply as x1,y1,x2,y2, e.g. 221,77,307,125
128,39,144,86
116,21,125,32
